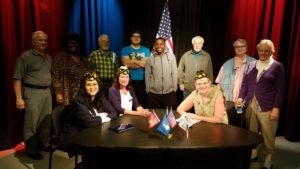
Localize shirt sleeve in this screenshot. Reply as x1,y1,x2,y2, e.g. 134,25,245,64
215,65,224,84
108,86,125,114
172,55,178,91
13,55,26,80
102,97,118,119
177,54,185,85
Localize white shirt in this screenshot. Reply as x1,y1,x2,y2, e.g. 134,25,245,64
256,56,274,81
120,90,133,111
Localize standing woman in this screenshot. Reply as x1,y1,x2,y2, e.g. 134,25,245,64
215,38,256,127
177,71,228,124
108,66,149,117
237,39,285,169
51,32,92,108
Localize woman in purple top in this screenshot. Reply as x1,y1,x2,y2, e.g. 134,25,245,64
237,39,285,169
108,66,150,117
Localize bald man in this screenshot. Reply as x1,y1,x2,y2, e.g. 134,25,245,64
13,31,52,160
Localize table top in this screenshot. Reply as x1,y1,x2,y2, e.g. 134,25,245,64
72,109,262,150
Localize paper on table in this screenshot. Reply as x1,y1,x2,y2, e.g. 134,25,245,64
176,112,200,132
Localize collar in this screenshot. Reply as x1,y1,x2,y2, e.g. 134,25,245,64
99,48,112,57
154,49,168,56
191,50,202,55
257,56,274,66
31,49,45,57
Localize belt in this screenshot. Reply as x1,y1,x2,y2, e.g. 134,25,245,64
22,83,49,89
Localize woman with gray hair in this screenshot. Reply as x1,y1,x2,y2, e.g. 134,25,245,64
215,38,256,127
237,39,285,169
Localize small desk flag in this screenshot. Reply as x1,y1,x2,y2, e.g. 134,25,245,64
148,110,160,129
156,115,171,136
166,107,177,129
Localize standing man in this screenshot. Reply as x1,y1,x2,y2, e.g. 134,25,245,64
215,38,256,127
178,35,213,99
88,34,119,97
121,30,150,107
145,37,177,109
13,31,52,160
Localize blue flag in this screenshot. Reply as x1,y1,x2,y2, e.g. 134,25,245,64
156,115,171,136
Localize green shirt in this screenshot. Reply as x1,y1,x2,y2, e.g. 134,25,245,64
88,49,119,80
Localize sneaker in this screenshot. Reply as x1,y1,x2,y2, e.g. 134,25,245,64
74,162,84,169
261,160,272,169
261,165,272,169
26,152,43,160
251,156,258,161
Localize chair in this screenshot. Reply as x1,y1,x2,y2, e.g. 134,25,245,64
48,105,79,169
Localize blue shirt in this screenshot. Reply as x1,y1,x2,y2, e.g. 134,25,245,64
121,45,150,80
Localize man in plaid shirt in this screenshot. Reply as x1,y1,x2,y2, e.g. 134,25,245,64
88,34,119,97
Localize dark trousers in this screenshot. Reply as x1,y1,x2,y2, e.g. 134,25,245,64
131,80,147,108
147,91,177,109
101,79,113,98
226,101,247,128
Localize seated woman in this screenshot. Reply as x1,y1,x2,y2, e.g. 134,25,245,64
61,71,118,154
177,71,228,124
108,66,150,117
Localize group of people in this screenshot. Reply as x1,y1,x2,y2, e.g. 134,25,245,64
13,30,284,169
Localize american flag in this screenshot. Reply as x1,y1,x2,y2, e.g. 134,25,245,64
156,1,173,53
166,107,177,129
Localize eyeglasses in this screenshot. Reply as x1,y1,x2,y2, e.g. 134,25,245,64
234,45,245,49
84,72,98,81
132,36,141,39
196,81,209,86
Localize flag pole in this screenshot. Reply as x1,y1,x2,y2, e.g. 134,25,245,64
186,125,189,139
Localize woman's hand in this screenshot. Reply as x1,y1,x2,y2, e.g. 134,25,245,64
270,108,279,121
234,98,243,108
142,109,152,117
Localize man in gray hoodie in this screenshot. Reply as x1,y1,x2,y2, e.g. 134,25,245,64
145,37,177,109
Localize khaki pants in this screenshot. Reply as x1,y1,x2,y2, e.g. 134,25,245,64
246,97,278,161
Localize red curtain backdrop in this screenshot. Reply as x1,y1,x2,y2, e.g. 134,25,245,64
0,0,67,145
285,0,300,141
225,0,285,58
